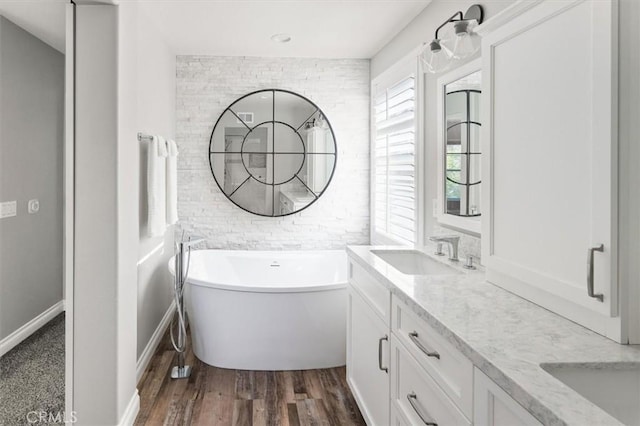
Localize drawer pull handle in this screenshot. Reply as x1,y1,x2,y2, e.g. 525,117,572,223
409,331,440,359
587,244,604,302
378,335,388,373
407,392,438,426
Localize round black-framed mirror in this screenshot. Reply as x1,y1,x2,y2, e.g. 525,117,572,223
209,89,337,217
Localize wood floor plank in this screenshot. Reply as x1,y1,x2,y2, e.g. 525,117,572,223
296,399,330,426
232,399,252,426
136,351,175,425
281,371,296,403
136,328,366,426
292,371,306,395
235,370,252,400
193,390,234,425
182,398,196,426
315,370,349,426
253,370,267,400
252,399,267,426
163,400,183,426
287,403,301,426
302,370,324,400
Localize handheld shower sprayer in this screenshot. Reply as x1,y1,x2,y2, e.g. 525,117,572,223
170,231,206,379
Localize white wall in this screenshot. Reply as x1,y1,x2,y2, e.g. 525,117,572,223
74,5,120,423
0,17,64,339
134,8,176,364
371,0,513,261
75,3,139,423
176,56,370,249
74,3,178,422
116,2,141,420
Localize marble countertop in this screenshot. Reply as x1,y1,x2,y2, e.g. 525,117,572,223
346,245,640,426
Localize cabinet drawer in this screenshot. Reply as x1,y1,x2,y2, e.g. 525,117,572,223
391,336,471,426
390,402,412,426
474,367,542,426
392,296,473,417
349,259,390,322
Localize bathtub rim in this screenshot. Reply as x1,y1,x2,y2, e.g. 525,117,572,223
186,278,347,294
169,248,348,294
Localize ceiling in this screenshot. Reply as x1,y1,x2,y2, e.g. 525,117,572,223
0,1,430,58
138,1,431,58
0,0,66,53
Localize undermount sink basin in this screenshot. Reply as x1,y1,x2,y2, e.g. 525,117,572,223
371,249,460,276
541,362,640,425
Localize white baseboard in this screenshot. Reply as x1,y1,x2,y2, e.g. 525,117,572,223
136,301,175,383
0,300,65,357
118,389,140,426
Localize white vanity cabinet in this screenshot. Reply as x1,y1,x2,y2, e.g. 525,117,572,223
480,0,620,339
347,255,543,426
279,191,314,215
347,260,391,426
474,368,542,426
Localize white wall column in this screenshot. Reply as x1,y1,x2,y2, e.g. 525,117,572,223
74,3,138,424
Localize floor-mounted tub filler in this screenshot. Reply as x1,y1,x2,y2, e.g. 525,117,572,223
170,249,347,371
169,233,206,379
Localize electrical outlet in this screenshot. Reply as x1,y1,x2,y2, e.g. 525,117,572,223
28,199,40,214
432,199,439,217
0,201,17,219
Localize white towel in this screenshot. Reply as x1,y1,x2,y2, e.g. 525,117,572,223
147,136,167,237
166,139,179,225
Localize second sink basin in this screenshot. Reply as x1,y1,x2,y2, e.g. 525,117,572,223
371,249,460,276
541,362,640,425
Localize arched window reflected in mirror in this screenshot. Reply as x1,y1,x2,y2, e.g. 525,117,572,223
209,89,337,217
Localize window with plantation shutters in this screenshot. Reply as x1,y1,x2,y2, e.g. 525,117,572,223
372,74,416,245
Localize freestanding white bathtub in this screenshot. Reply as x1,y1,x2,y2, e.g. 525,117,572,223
171,249,347,371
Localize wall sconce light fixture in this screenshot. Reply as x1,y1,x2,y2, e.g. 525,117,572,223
420,4,484,74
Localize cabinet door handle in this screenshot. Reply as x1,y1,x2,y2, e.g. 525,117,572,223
409,331,440,359
587,244,604,302
378,335,388,373
407,392,438,426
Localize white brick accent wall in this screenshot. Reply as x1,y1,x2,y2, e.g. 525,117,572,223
176,56,370,249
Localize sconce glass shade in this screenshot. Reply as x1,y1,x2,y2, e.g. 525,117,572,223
419,39,453,74
451,30,481,59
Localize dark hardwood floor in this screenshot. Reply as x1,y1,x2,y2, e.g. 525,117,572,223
135,327,366,426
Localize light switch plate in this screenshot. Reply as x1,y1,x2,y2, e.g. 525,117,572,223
0,201,17,218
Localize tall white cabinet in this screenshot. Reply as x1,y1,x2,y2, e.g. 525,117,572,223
480,0,621,340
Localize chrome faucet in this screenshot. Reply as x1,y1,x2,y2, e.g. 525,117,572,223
429,235,460,262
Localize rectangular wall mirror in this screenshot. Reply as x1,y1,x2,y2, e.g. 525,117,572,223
436,59,481,235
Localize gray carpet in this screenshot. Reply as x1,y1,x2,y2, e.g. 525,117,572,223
0,314,65,426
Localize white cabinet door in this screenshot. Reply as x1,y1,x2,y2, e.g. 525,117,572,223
481,0,620,338
347,285,390,426
474,368,542,426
